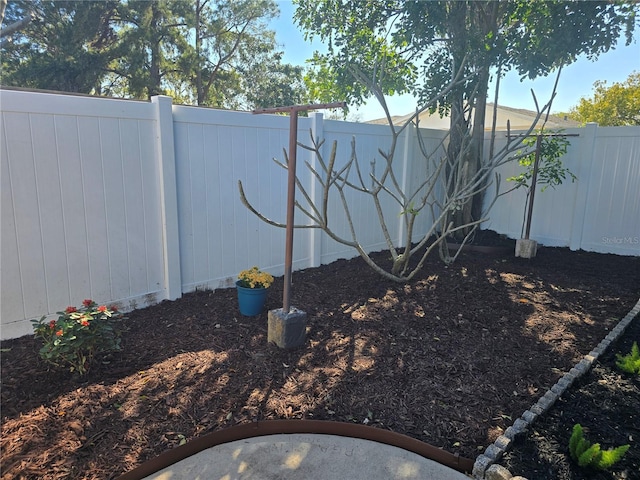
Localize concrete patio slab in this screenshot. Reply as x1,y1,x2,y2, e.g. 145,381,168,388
141,433,471,480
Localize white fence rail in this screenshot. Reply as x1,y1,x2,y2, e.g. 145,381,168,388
1,90,638,339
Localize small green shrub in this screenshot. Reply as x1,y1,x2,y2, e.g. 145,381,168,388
32,299,122,375
569,424,629,470
616,341,640,375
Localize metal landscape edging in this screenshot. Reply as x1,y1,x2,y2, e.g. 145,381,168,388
116,419,475,480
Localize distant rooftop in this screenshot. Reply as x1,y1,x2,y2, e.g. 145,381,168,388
368,103,581,131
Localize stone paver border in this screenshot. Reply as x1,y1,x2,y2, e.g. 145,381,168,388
472,297,640,480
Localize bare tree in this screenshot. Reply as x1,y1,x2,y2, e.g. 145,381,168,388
239,62,559,282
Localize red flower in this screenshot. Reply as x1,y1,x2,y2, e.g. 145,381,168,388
82,299,93,307
97,305,107,312
110,305,118,312
81,320,90,327
65,306,77,314
49,320,56,329
55,329,64,337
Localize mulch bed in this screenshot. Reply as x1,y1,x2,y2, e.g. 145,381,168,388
501,315,639,479
1,237,639,479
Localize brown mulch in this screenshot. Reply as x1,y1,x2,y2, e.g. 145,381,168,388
1,238,639,479
502,316,640,479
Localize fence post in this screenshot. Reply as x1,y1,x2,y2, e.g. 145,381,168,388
397,126,414,248
151,95,182,300
309,112,324,268
569,122,598,251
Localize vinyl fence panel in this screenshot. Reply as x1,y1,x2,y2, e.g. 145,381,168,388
1,91,166,339
172,107,307,293
482,124,640,256
1,90,638,340
577,126,640,255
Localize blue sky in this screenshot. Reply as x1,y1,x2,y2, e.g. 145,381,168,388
270,0,640,121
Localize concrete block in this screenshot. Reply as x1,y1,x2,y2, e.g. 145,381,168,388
607,333,621,343
521,410,537,424
504,419,529,441
485,464,513,480
494,435,512,451
574,359,591,374
557,376,573,389
569,367,582,378
507,418,529,438
484,444,505,462
472,454,493,478
530,404,544,416
268,308,307,349
515,239,537,259
612,325,625,334
562,371,576,381
536,392,557,413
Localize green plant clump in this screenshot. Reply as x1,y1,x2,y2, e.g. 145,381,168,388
32,299,122,375
569,424,630,470
616,341,640,375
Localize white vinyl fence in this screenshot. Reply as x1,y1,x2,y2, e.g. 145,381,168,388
483,123,640,255
1,89,638,339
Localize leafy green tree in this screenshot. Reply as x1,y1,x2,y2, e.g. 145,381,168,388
2,0,307,109
186,0,281,107
236,51,308,110
294,0,638,239
105,0,192,99
1,0,121,93
97,0,306,108
568,72,640,126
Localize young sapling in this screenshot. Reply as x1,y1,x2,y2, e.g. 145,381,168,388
616,341,640,375
569,423,630,470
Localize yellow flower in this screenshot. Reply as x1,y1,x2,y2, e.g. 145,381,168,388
238,266,274,289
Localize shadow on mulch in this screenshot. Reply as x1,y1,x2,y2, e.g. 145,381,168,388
501,316,640,479
1,242,639,480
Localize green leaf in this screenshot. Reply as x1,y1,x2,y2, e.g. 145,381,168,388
578,443,601,467
596,444,630,469
616,341,640,374
569,424,584,460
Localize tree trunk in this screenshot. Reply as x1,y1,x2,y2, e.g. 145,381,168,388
195,0,204,105
464,63,490,227
449,1,499,239
148,3,163,98
445,1,471,240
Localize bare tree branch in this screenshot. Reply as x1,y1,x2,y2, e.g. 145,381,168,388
238,55,562,282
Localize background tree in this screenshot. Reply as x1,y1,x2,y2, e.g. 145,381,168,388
568,72,640,126
106,0,191,99
294,0,639,238
1,0,121,93
1,0,307,110
236,51,308,110
0,0,33,44
183,0,286,107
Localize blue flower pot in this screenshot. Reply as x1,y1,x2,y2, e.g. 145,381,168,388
236,281,269,316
